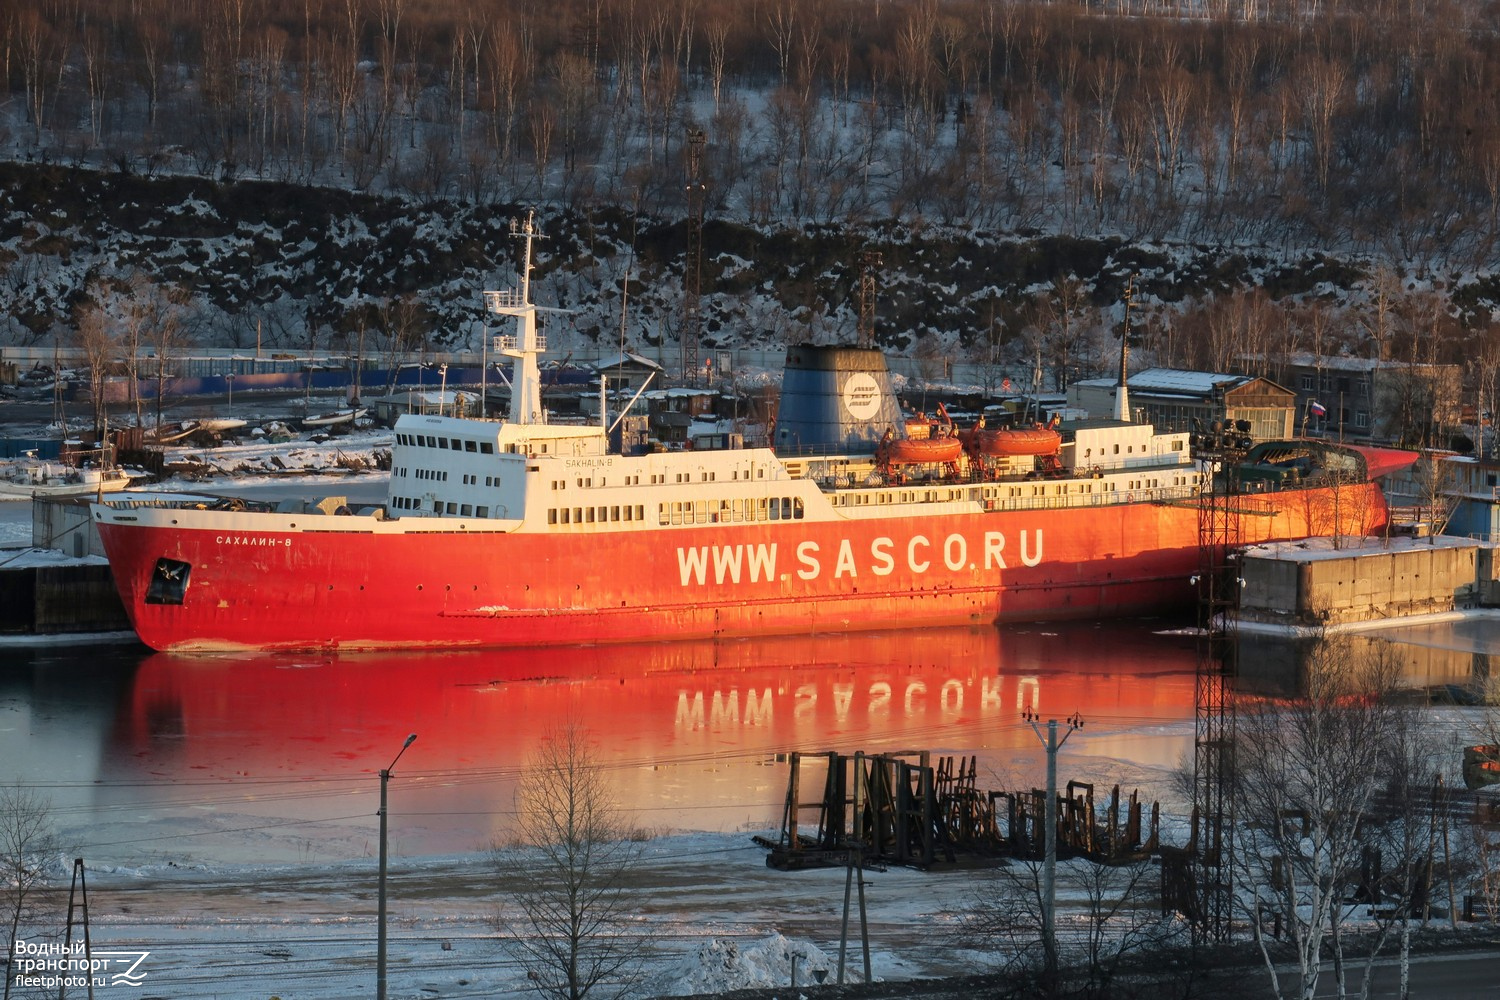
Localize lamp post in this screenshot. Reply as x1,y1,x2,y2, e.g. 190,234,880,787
377,733,417,1000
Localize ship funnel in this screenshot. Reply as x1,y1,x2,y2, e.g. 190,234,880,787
774,344,905,456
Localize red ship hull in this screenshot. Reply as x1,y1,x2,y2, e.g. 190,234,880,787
95,481,1388,652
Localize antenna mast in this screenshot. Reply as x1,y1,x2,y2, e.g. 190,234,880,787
683,129,707,386
484,212,548,425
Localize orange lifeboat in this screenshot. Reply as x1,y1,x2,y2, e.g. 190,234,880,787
962,427,1061,457
884,436,963,465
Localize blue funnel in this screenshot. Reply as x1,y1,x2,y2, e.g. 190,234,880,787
774,345,904,456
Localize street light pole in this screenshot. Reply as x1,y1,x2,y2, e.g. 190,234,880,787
1023,710,1083,981
377,733,417,1000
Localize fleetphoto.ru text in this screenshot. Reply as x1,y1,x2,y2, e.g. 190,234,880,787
9,939,151,990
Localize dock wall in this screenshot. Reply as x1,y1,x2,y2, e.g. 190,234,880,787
0,564,130,634
1239,540,1500,628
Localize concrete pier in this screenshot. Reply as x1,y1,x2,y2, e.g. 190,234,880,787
1235,535,1500,633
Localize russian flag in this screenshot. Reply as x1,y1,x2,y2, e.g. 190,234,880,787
1309,400,1327,417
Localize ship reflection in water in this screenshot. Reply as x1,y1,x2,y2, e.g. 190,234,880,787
5,622,1212,863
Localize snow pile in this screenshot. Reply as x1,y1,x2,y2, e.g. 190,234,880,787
0,545,108,568
658,932,842,996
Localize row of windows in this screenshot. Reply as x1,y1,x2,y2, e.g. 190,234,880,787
1300,375,1372,393
393,495,492,518
1080,440,1183,459
660,497,805,526
1315,408,1372,428
547,504,647,525
834,474,1199,507
396,468,508,488
397,432,497,454
549,471,750,492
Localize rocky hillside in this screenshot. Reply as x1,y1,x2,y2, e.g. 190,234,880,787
1,164,1496,379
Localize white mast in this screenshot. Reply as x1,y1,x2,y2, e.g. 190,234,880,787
484,212,548,426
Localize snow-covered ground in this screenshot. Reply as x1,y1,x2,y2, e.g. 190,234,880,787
55,833,991,999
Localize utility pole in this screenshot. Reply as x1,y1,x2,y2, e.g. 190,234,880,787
56,859,93,1000
836,841,871,986
1024,710,1084,980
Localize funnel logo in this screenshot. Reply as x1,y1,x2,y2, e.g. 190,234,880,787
9,940,150,990
842,373,881,420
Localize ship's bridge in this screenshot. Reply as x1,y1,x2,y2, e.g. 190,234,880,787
389,413,605,521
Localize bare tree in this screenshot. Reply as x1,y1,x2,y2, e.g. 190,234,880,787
1467,324,1500,460
1342,649,1443,1000
954,856,1048,983
136,277,189,428
491,724,646,1000
1073,856,1176,993
955,849,1171,993
1,783,61,999
1408,451,1459,541
1232,636,1406,1000
74,293,115,442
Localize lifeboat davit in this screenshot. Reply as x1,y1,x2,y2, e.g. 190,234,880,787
905,417,936,438
965,427,1061,457
884,436,963,465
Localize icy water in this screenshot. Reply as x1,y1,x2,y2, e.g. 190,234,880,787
0,622,1223,866
0,618,1488,869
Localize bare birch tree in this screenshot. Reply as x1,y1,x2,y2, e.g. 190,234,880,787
1,783,61,995
74,294,115,442
491,723,646,1000
1232,635,1406,1000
